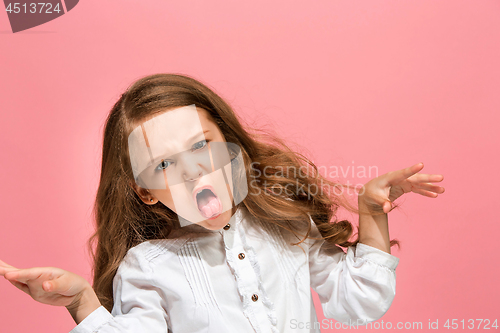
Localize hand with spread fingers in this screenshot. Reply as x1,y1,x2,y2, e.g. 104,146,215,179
358,162,445,214
0,259,101,324
357,162,445,253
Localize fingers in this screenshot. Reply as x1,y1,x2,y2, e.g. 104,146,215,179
8,279,31,294
6,269,79,296
0,259,17,269
4,267,54,284
409,173,445,183
411,187,439,198
386,163,425,186
0,260,21,278
413,182,445,194
387,163,445,189
0,266,19,277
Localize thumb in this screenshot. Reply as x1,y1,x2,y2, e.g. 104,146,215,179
43,281,53,292
45,275,78,296
383,200,392,213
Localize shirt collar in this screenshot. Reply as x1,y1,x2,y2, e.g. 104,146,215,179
167,205,245,238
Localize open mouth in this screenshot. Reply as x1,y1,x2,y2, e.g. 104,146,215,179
194,186,222,219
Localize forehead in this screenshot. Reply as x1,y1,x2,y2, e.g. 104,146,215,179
143,105,201,136
138,105,212,132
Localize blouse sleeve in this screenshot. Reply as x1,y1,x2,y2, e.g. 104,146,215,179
69,246,169,333
307,216,400,327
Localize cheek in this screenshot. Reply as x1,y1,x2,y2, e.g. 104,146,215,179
152,185,197,215
151,189,174,207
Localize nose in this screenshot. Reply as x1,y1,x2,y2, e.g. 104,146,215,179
178,153,203,181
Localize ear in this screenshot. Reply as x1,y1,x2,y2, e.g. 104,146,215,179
129,179,157,205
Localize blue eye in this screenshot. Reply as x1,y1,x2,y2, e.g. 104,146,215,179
156,159,172,171
192,140,207,151
155,140,207,171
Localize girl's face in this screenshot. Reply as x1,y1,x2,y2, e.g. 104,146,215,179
128,105,236,230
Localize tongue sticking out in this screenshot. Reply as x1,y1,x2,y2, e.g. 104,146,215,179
196,189,221,219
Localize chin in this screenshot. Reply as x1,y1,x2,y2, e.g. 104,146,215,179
199,209,232,230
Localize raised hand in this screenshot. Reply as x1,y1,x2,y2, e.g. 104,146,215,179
358,162,445,214
0,259,101,324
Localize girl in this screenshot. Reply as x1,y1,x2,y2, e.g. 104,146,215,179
0,73,445,333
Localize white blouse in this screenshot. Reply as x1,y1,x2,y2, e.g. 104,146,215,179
70,207,400,333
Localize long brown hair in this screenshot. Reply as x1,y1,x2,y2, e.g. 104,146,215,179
87,73,401,312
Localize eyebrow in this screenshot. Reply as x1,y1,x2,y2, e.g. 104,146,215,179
184,130,210,149
150,130,210,163
190,130,210,143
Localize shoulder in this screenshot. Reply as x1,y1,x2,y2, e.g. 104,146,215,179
305,213,346,255
120,236,191,272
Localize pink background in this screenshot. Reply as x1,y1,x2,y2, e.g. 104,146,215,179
1,0,499,332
